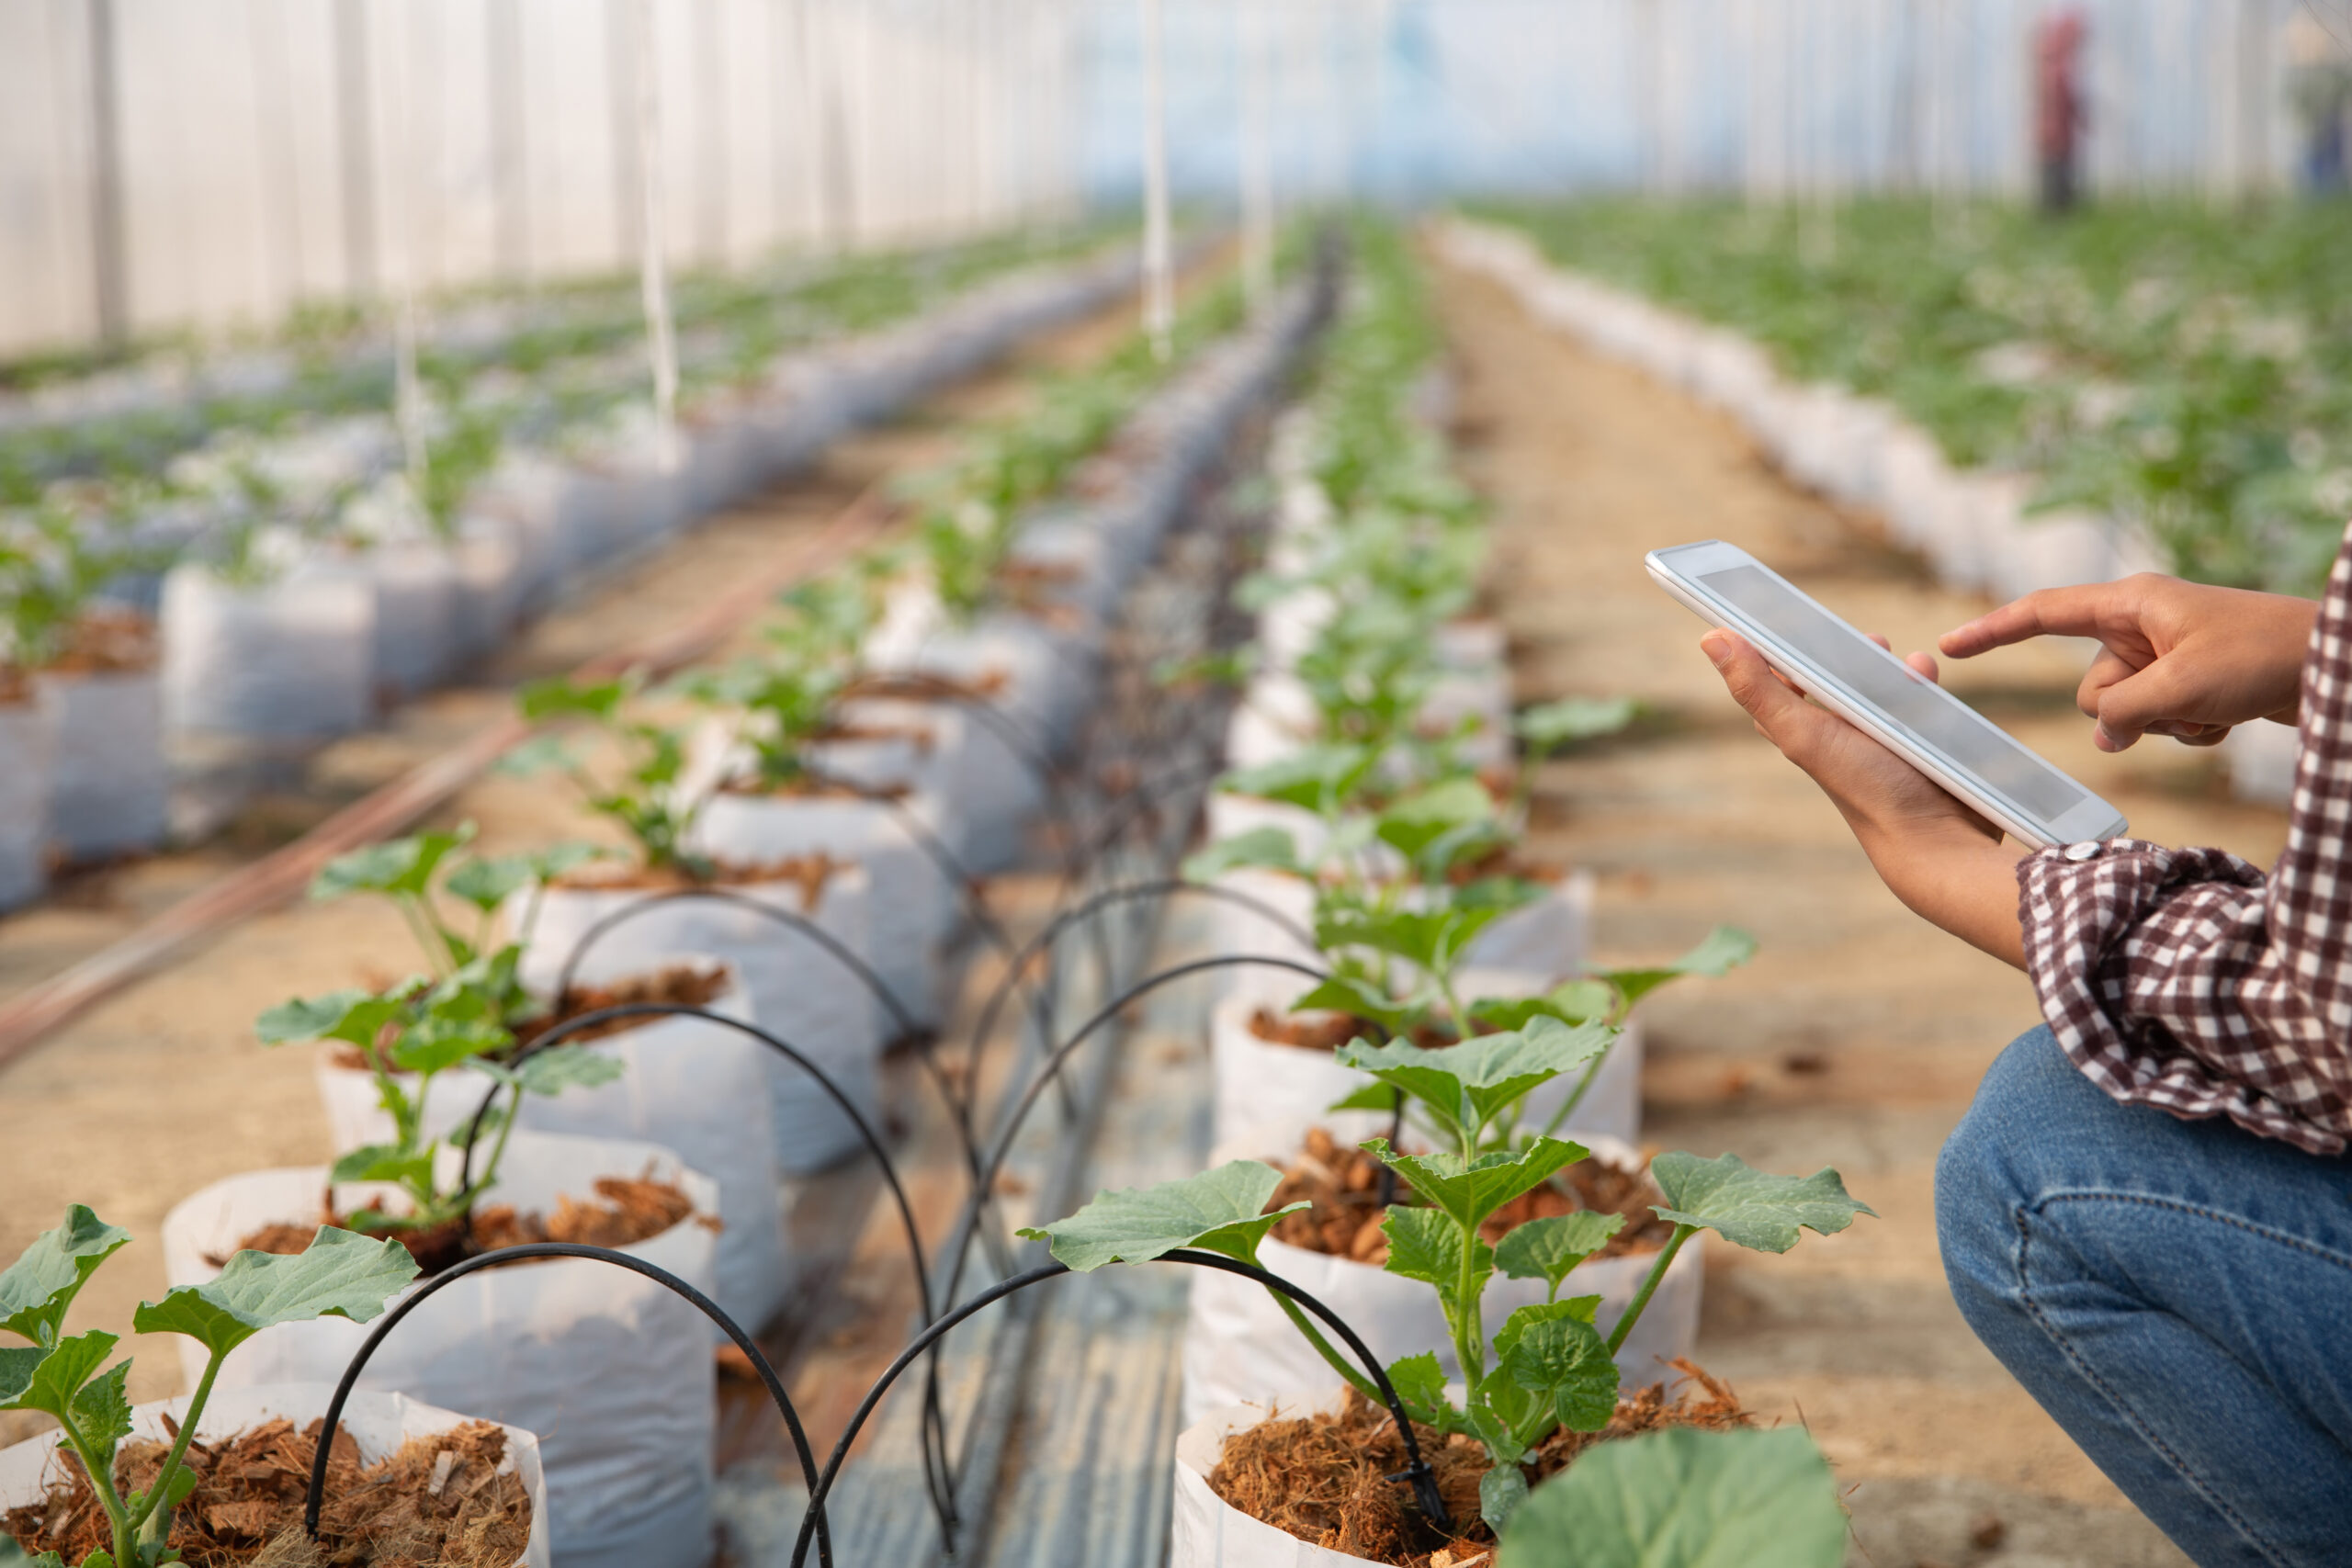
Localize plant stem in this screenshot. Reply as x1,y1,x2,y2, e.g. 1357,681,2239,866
395,895,456,980
1453,1216,1487,1383
1266,1289,1383,1404
1605,1224,1694,1357
1538,1043,1611,1142
129,1351,223,1541
51,1408,132,1565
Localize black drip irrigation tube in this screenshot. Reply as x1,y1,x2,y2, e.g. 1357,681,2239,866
786,1250,1450,1568
301,1241,840,1568
449,1001,964,1534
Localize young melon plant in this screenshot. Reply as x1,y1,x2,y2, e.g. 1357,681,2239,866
0,1209,416,1568
1021,1017,1871,1537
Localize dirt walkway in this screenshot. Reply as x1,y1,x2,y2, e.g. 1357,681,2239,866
0,287,1150,1431
1436,258,2286,1567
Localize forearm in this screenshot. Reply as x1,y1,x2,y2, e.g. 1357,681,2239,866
1849,820,2030,969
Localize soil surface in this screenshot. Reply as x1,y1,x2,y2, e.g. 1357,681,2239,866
228,1173,699,1275
1266,1125,1673,1262
1210,1370,1749,1565
1434,252,2271,1563
4,1416,529,1567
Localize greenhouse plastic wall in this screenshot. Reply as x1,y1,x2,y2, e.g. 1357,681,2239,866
0,0,1083,356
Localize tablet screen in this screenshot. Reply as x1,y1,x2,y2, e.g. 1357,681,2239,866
1700,564,2086,820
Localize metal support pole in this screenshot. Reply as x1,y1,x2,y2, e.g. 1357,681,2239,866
1239,0,1275,314
489,0,528,278
85,0,130,344
1140,0,1173,362
636,0,683,471
334,0,379,297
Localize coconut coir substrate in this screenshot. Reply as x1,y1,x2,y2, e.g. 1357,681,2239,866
4,1416,530,1568
1208,1366,1751,1567
227,1173,701,1276
1266,1127,1676,1263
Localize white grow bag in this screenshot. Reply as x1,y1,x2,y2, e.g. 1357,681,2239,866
310,959,790,1333
689,786,958,1031
1207,942,1638,1150
0,696,55,909
161,560,376,739
0,1385,551,1568
38,667,168,860
522,872,882,1175
1180,1131,1702,1427
359,540,462,697
1174,1393,1434,1568
161,1132,718,1568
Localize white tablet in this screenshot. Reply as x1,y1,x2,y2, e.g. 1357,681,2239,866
1647,540,2128,849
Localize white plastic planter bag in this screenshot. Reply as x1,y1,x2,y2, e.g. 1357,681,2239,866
1202,870,1318,1010
521,874,883,1175
361,540,462,696
1180,1132,1702,1427
37,667,168,860
689,788,957,1030
1173,1394,1379,1568
310,960,791,1333
161,560,376,739
451,513,527,660
160,1132,718,1568
0,1384,552,1568
0,696,55,908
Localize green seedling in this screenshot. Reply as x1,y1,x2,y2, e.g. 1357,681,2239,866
509,674,708,879
0,1209,416,1568
1023,1019,1871,1538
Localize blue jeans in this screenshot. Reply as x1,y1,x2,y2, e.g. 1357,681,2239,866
1937,1028,2352,1567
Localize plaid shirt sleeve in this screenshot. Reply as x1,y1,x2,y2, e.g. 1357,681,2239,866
2017,524,2352,1156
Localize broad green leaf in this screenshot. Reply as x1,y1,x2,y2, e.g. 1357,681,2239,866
1181,828,1306,882
1492,1296,1601,1362
1384,1351,1458,1427
1496,1427,1848,1568
1289,976,1415,1037
254,987,417,1051
1480,1461,1531,1536
1016,1161,1307,1271
1340,1018,1613,1138
389,1013,513,1076
1495,1213,1625,1295
1374,776,1495,863
1219,745,1376,815
311,828,472,902
1604,927,1758,1013
1364,1138,1586,1235
1469,980,1616,1032
511,1043,628,1098
0,1206,130,1346
132,1228,419,1359
0,1330,117,1418
328,1144,435,1190
1648,1152,1875,1255
1326,1079,1401,1115
1499,1307,1620,1433
1378,1207,1491,1314
518,675,628,723
443,856,532,914
1516,696,1638,752
0,1537,61,1566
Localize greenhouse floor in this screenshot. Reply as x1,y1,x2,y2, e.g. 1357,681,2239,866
1434,254,2289,1567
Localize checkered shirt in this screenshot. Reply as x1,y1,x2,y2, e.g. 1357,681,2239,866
2018,525,2352,1156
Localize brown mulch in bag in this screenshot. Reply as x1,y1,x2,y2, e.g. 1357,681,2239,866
1264,1128,1677,1264
4,1416,531,1567
1207,1366,1752,1566
555,852,840,908
225,1173,704,1277
519,963,729,1049
40,606,159,676
1247,1008,1367,1052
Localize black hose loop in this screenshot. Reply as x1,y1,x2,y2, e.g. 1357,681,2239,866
301,1241,835,1568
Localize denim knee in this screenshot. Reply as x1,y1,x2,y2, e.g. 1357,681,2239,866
1935,1026,2075,1325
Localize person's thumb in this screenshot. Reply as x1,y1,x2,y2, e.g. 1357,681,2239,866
2091,658,2204,751
1702,630,1811,740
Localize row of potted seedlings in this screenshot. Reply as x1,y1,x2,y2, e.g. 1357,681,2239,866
1001,222,1866,1563
0,243,1338,1568
1436,214,2301,807
0,232,1148,913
